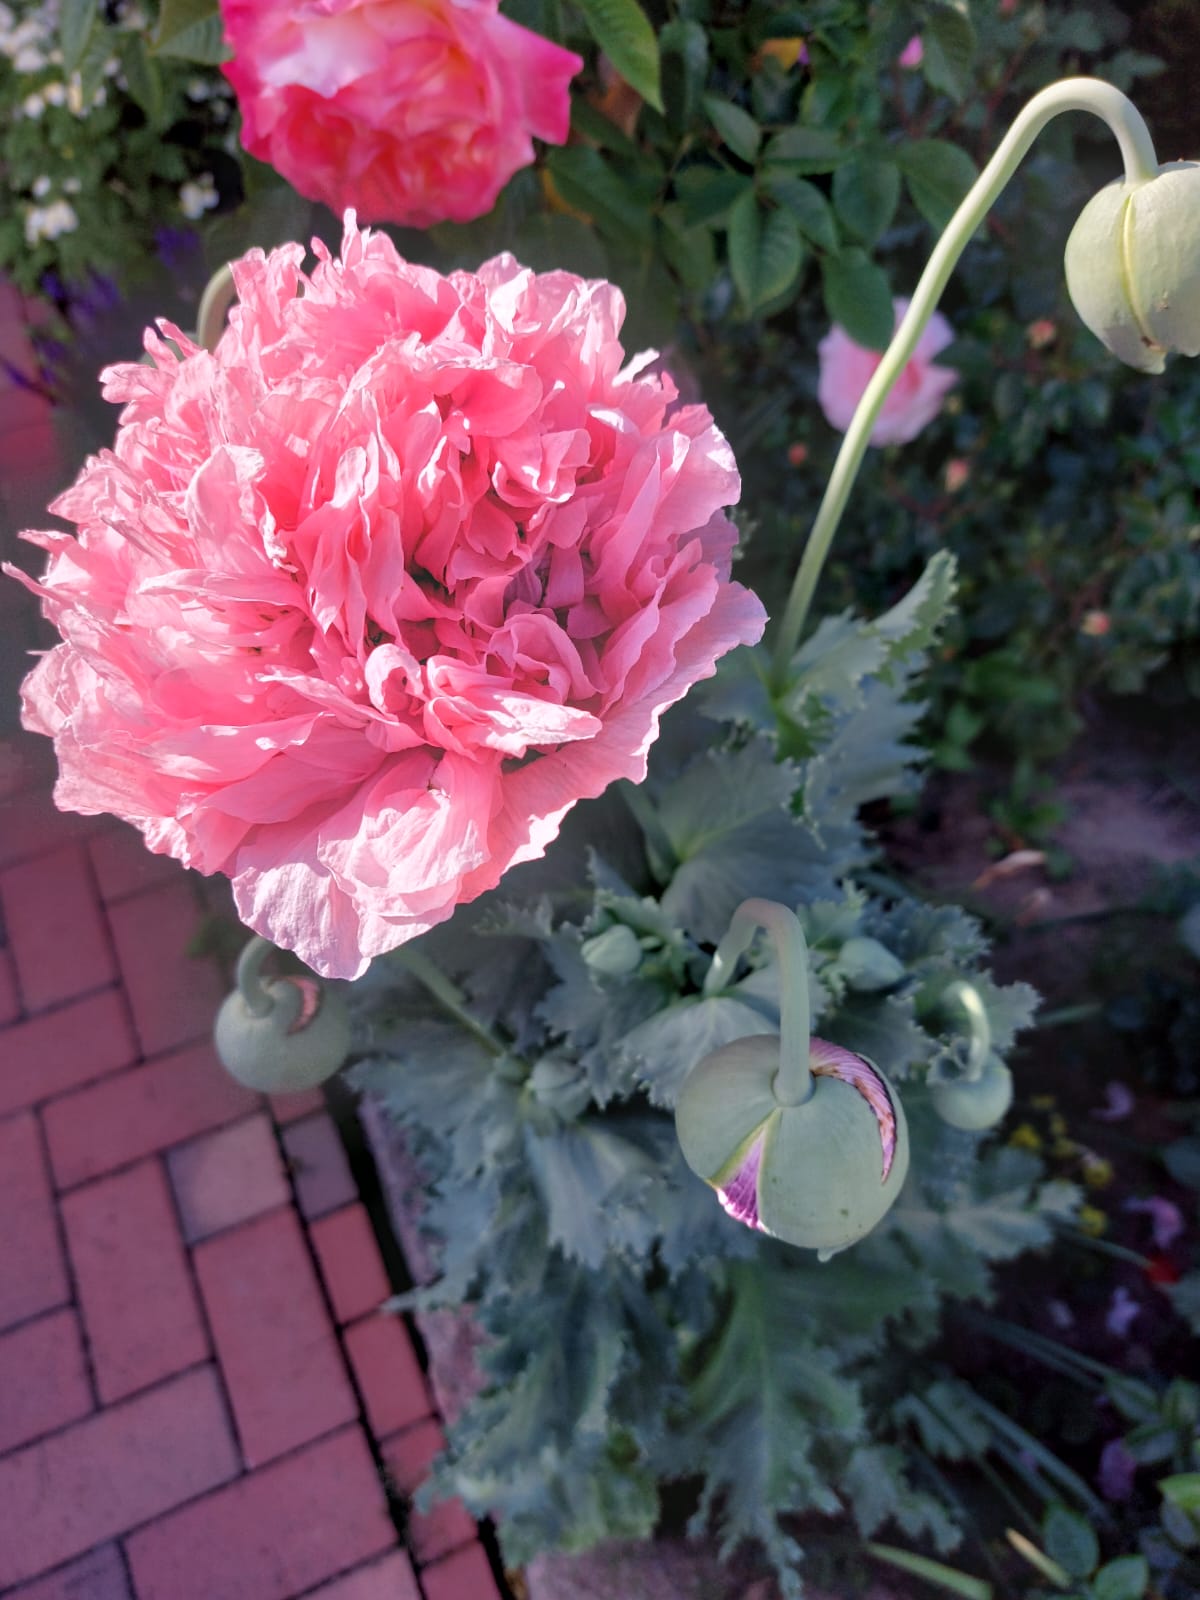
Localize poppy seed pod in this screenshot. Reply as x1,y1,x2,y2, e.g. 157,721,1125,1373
214,937,352,1092
1065,162,1200,374
675,1034,909,1254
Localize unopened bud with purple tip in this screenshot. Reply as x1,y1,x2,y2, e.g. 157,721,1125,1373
675,900,909,1255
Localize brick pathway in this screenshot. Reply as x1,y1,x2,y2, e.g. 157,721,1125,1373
0,298,503,1600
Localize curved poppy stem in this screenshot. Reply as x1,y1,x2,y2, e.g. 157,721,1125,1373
704,897,813,1105
768,77,1159,692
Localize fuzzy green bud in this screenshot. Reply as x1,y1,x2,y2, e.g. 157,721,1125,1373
929,1053,1014,1132
1065,162,1200,374
580,924,643,977
834,936,906,992
215,938,351,1092
675,1033,909,1254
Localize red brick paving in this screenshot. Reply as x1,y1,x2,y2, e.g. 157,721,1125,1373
167,1112,291,1243
0,987,137,1120
42,1040,258,1189
1,343,505,1597
6,1544,132,1600
124,1428,396,1600
62,1161,208,1404
0,1309,92,1454
311,1204,393,1325
0,724,508,1596
382,1420,477,1566
194,1207,358,1468
0,1367,239,1590
0,1111,69,1331
1,845,116,1012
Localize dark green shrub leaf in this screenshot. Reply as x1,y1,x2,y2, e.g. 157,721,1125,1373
118,34,166,128
763,172,838,252
703,95,762,163
59,0,98,74
833,156,901,245
764,125,848,174
547,147,654,243
726,188,761,310
922,5,977,102
821,248,893,349
576,0,663,111
1092,1555,1149,1600
152,0,230,63
675,166,751,226
897,138,979,230
1042,1505,1099,1580
660,19,708,127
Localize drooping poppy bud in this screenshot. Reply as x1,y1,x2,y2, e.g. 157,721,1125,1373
1065,162,1200,374
214,937,352,1092
929,1052,1014,1131
926,980,1013,1132
675,1033,909,1254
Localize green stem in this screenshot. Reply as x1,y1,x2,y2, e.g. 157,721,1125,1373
235,936,275,1018
197,263,237,354
703,897,812,1105
946,980,991,1080
768,77,1159,690
392,945,507,1058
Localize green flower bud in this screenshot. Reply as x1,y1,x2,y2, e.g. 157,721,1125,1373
675,1034,909,1254
1065,162,1200,374
834,936,906,992
580,923,643,977
215,938,351,1092
929,1052,1013,1131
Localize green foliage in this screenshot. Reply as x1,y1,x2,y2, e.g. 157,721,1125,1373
356,575,1067,1596
0,0,236,356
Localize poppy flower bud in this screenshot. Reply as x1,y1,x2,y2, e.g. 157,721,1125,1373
675,1034,909,1254
581,924,643,977
834,936,906,992
215,937,351,1092
929,1052,1014,1131
1065,162,1200,374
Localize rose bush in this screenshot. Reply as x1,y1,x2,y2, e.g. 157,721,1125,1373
7,215,764,979
218,0,582,227
818,297,958,447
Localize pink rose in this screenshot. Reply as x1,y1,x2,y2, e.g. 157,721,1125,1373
8,216,765,980
817,298,957,447
219,0,583,227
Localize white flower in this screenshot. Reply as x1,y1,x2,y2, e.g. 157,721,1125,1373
32,175,52,199
179,173,219,221
13,45,46,72
21,92,46,119
63,176,81,194
43,81,67,106
24,199,80,245
0,4,15,31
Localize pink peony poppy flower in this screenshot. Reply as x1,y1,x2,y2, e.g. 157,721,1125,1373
218,0,583,227
817,297,958,447
8,216,766,979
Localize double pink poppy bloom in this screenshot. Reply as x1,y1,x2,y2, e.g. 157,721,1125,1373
10,218,765,978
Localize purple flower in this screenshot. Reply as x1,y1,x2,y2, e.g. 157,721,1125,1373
1125,1196,1185,1252
1098,1438,1137,1502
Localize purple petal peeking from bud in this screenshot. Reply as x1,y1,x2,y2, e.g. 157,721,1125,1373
809,1038,899,1180
716,1130,773,1234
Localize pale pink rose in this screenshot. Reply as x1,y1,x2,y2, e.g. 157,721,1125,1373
817,298,957,447
898,35,924,69
8,216,765,980
219,0,582,227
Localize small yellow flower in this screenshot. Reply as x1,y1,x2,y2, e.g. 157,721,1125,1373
1031,1094,1057,1111
1009,1122,1043,1153
1078,1204,1108,1236
1048,1111,1067,1136
1081,1154,1114,1189
758,37,806,71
